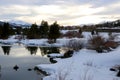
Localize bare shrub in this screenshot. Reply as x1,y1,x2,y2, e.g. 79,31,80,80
88,35,118,53
55,62,73,80
65,39,84,51
83,61,94,67
80,68,93,80
56,70,69,80
88,35,105,53
109,34,118,41
104,41,118,49
63,31,83,38
89,35,105,48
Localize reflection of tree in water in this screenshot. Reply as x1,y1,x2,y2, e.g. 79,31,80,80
39,47,60,56
1,46,11,55
26,46,38,55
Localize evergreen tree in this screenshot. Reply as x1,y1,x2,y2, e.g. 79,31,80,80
0,25,2,38
1,22,11,39
27,23,39,39
39,20,49,38
79,28,82,35
23,27,29,35
48,21,60,43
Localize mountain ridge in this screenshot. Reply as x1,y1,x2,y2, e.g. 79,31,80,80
0,20,31,28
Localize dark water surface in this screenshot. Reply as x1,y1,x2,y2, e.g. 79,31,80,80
0,45,51,80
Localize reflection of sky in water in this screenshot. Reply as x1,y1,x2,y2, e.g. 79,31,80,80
0,45,50,80
6,46,42,57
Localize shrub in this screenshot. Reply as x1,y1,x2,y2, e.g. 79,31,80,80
65,39,84,51
104,41,118,49
109,34,118,41
88,35,118,53
88,35,105,52
63,31,83,38
79,67,93,80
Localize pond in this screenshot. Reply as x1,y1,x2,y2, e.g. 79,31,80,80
0,45,66,80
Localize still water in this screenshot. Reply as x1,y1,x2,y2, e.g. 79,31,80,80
0,45,62,80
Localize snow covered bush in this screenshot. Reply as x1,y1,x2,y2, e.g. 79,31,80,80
65,39,84,51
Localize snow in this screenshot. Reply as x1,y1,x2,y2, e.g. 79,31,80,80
47,53,64,58
37,47,120,80
35,32,120,80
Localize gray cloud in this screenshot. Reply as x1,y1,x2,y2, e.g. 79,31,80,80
0,0,119,6
0,0,120,25
0,0,65,6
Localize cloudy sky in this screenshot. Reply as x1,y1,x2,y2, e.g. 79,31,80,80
0,0,120,25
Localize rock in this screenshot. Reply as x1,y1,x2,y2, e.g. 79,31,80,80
110,68,116,71
62,50,74,58
13,65,19,71
34,67,49,76
28,68,32,71
49,58,57,63
117,70,120,77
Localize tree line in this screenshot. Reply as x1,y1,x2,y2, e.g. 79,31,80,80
82,19,120,31
0,21,60,42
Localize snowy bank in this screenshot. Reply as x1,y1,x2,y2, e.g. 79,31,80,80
0,37,87,48
36,47,120,80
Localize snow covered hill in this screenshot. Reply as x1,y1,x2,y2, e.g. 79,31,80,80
9,20,31,27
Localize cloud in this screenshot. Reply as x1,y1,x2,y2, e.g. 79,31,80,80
8,4,104,25
0,0,120,25
0,0,67,6
0,5,31,15
93,1,120,20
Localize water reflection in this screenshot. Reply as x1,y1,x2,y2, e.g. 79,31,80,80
1,46,11,55
40,47,60,56
0,46,50,80
26,46,38,55
1,45,63,56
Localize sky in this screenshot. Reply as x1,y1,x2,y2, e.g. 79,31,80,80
0,0,120,26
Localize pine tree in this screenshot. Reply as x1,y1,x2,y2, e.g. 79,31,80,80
39,20,49,38
27,23,39,39
0,25,2,38
79,28,82,35
1,22,11,39
48,21,60,43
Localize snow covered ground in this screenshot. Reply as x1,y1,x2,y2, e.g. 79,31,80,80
35,32,120,80
37,47,120,80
